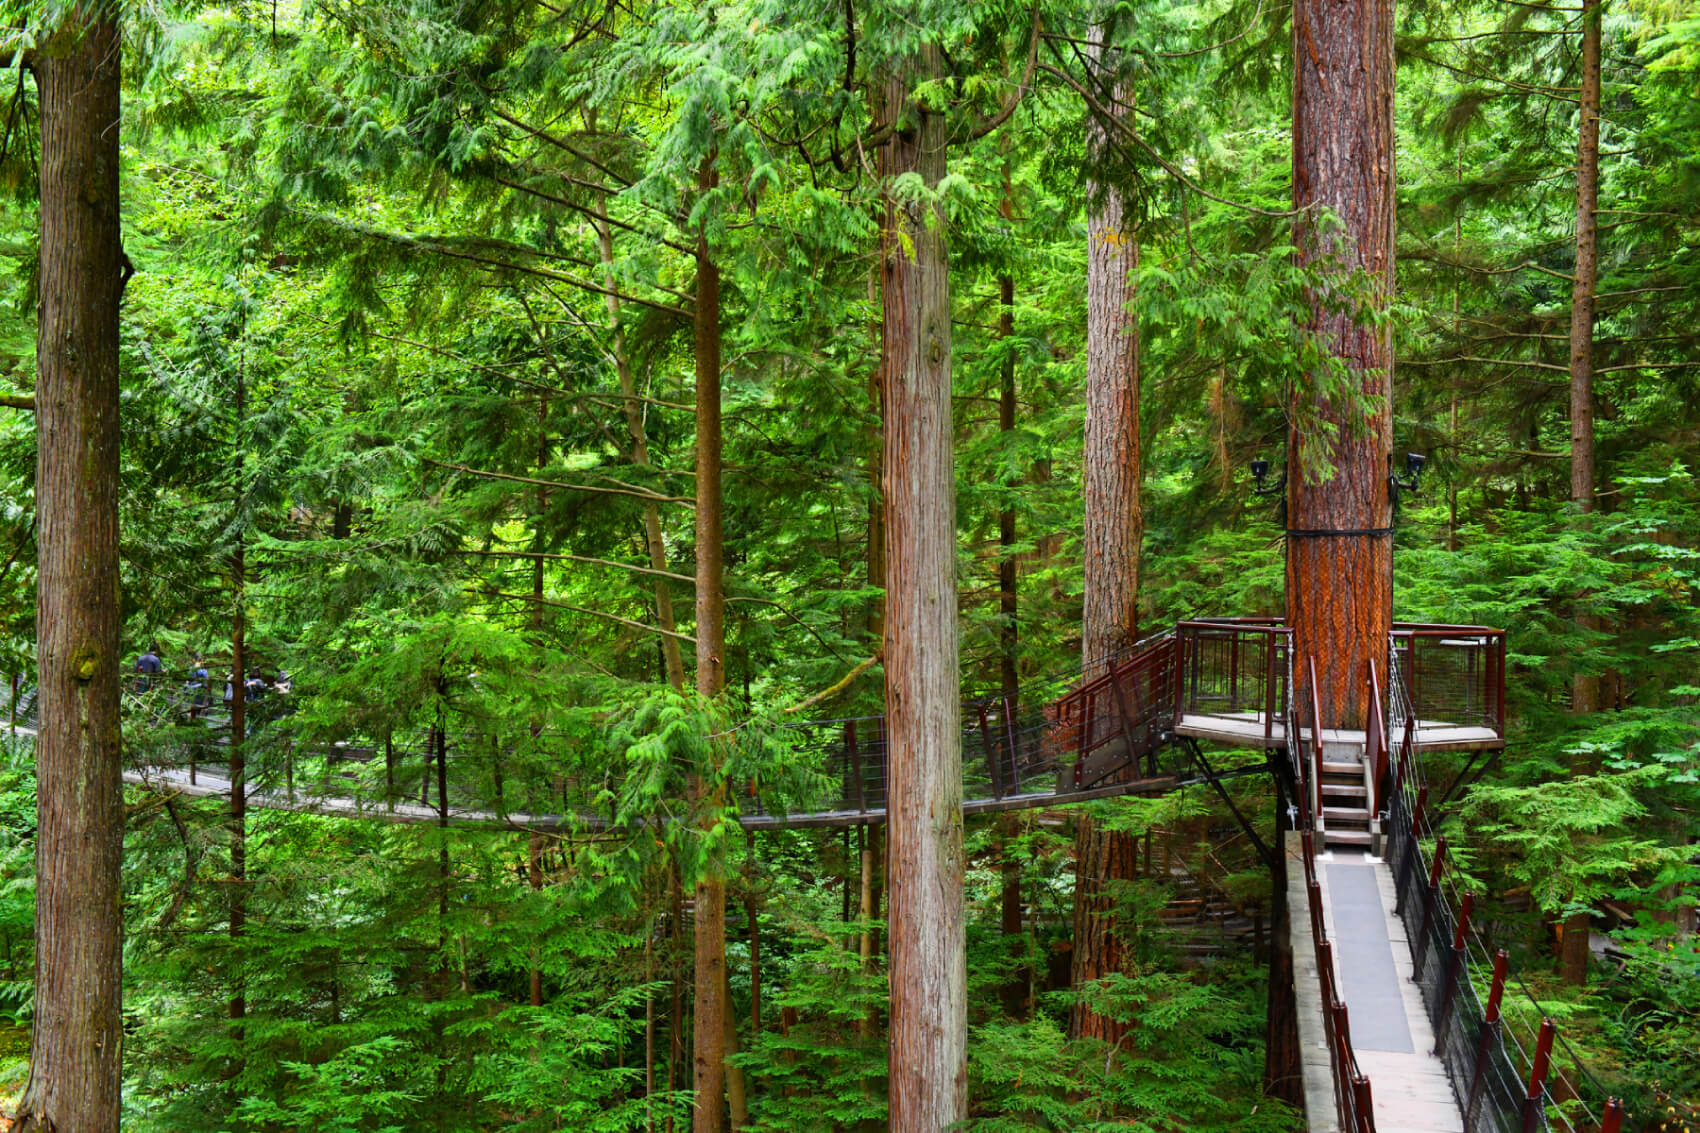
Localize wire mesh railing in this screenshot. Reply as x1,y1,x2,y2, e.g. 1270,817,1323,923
1384,648,1627,1133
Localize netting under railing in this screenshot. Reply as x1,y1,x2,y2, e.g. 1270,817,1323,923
1385,650,1619,1133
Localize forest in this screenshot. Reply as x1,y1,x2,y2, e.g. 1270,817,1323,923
0,0,1697,1130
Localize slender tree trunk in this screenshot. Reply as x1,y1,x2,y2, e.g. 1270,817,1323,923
1570,0,1604,714
866,263,887,649
691,156,734,1133
996,243,1026,1019
1560,910,1591,986
1263,801,1302,1105
1287,0,1396,731
882,46,966,1133
594,198,686,691
18,11,125,1131
1070,39,1144,1045
229,538,248,1047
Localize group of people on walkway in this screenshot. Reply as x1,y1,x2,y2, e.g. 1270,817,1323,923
132,644,291,706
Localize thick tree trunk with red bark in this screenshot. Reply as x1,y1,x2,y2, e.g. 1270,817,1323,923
1287,0,1395,730
882,46,967,1133
1069,44,1144,1045
18,10,125,1131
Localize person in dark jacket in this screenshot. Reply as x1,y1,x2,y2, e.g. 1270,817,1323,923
135,644,164,692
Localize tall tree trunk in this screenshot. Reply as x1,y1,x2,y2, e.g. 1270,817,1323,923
866,263,887,649
19,11,125,1131
1287,0,1395,731
882,46,966,1133
1569,0,1604,715
996,213,1026,1019
229,537,248,1050
594,198,686,692
691,156,734,1133
1263,800,1302,1105
1070,39,1144,1046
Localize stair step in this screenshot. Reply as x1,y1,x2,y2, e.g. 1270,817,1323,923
1320,760,1364,775
1322,806,1369,823
1320,784,1368,798
1325,829,1375,847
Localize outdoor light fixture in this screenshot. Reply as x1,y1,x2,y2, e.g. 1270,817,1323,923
1390,451,1426,507
1249,457,1284,497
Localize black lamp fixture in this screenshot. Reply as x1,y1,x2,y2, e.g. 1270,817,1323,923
1249,457,1285,497
1389,451,1426,507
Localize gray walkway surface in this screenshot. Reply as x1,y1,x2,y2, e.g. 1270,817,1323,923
1289,836,1463,1133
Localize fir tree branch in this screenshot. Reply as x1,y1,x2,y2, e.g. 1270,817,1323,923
454,547,693,583
782,652,882,714
489,107,636,189
1037,60,1295,218
426,459,695,507
967,7,1042,141
491,172,698,258
483,588,697,644
285,206,691,319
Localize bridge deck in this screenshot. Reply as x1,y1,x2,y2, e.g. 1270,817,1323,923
1288,834,1462,1132
116,760,1183,830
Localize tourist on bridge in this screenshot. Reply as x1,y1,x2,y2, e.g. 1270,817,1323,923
134,644,163,692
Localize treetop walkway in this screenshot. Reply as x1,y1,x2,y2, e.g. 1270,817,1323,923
2,619,1631,1130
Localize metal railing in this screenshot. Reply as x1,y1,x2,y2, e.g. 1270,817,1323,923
1287,653,1377,1133
1390,625,1506,743
1384,651,1626,1133
1173,619,1290,747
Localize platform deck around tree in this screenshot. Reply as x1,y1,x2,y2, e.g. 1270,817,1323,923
1176,712,1503,753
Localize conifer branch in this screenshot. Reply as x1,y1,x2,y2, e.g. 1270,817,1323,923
783,652,882,714
455,548,694,583
1038,60,1295,218
489,108,636,189
0,394,32,410
968,7,1042,141
427,459,695,507
484,588,698,644
285,206,691,319
492,172,698,258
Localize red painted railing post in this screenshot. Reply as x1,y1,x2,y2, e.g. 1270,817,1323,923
1462,950,1509,1132
1600,1097,1624,1133
1413,836,1447,979
1432,893,1475,1051
1353,1074,1374,1133
1519,1019,1556,1133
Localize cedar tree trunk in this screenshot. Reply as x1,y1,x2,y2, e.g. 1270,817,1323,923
882,46,967,1132
18,10,125,1131
1287,0,1395,730
1070,40,1144,1045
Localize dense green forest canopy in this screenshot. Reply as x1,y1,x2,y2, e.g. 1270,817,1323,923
0,0,1698,1129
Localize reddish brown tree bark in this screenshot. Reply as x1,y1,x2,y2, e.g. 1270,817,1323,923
1070,42,1144,1045
1569,0,1604,718
691,156,736,1133
18,9,125,1131
882,45,967,1133
1287,0,1395,730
